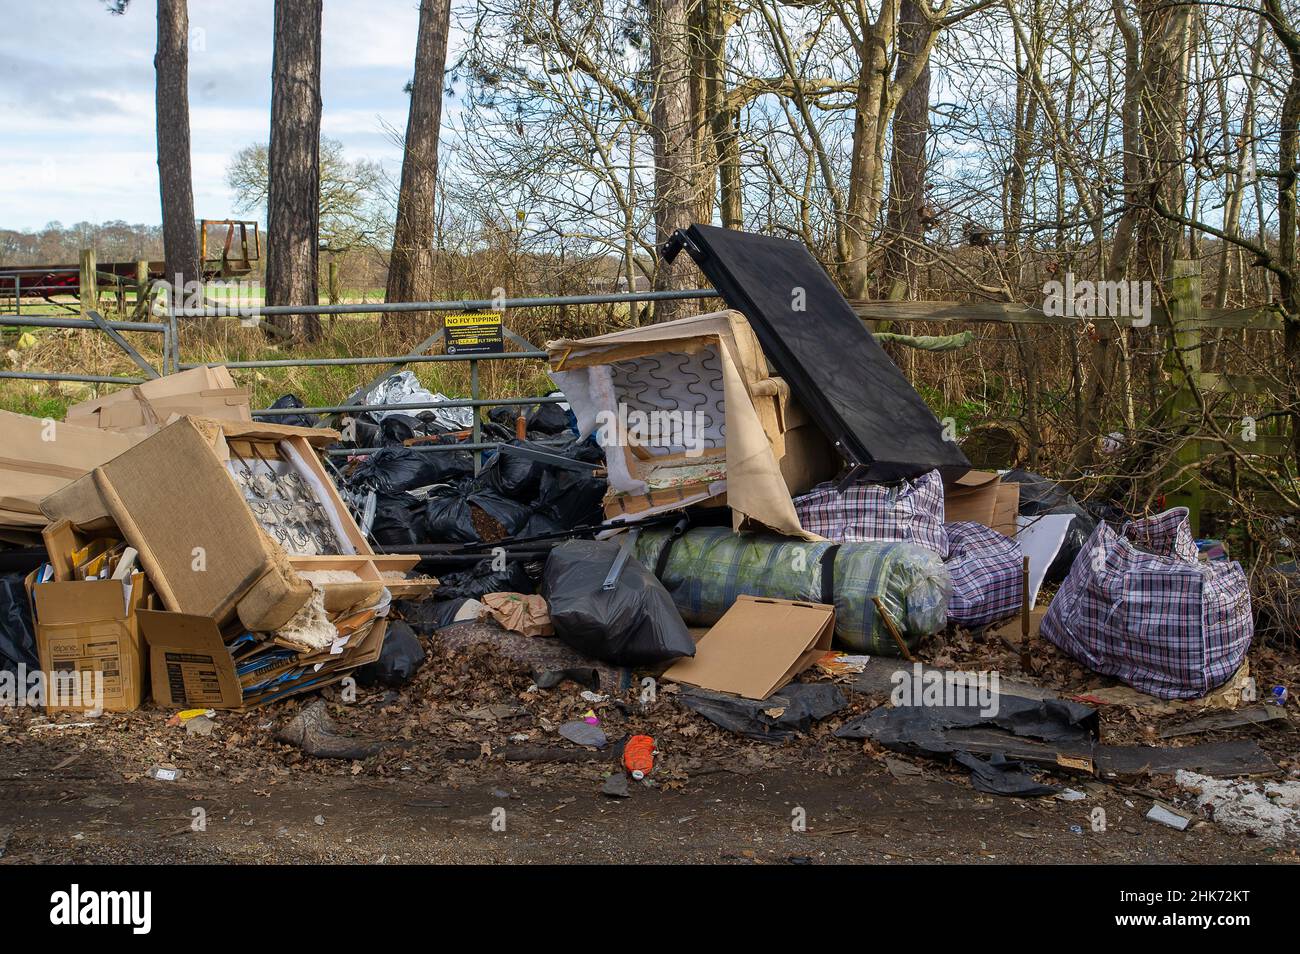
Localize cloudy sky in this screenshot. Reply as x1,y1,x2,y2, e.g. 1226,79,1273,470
0,0,446,231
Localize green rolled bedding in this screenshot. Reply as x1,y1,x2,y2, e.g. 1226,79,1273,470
634,527,951,654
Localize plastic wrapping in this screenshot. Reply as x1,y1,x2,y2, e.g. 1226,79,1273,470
422,484,532,544
0,573,39,674
635,527,950,654
541,539,696,666
254,394,319,429
363,371,474,429
432,559,534,602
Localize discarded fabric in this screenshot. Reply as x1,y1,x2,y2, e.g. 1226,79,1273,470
943,521,1023,627
1042,507,1253,699
794,470,947,555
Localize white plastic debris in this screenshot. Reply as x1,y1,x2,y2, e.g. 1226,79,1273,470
1176,770,1300,843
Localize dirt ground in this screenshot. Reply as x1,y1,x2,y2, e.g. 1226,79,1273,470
2,619,1298,865
0,735,1289,865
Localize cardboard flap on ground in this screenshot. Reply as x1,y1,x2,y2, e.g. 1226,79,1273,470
943,470,1020,538
65,365,253,435
138,609,244,709
662,595,835,700
41,416,350,633
0,411,140,523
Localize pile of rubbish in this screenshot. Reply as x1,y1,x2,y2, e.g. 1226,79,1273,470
0,224,1282,823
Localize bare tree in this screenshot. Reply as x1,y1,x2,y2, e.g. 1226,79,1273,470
107,0,200,291
266,0,323,341
386,0,452,329
649,0,707,322
882,0,936,298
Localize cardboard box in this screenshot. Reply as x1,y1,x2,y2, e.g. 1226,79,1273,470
662,595,835,700
65,365,252,436
138,609,388,709
0,411,140,537
41,416,418,633
28,568,151,713
944,470,1019,538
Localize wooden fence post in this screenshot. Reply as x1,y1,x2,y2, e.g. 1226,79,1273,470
1164,259,1203,535
79,248,97,317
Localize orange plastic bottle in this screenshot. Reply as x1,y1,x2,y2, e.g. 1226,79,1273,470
623,735,656,779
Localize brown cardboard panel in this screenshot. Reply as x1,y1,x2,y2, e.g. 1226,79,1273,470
65,366,253,435
39,621,147,712
662,595,835,700
41,415,382,633
43,418,317,631
34,578,136,624
0,411,139,524
138,609,244,709
139,610,390,710
992,483,1020,538
944,469,1002,529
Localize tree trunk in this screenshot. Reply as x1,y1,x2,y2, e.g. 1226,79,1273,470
266,0,323,341
882,0,931,298
154,0,200,297
841,2,898,300
1135,0,1194,280
385,0,451,334
1270,5,1300,470
650,0,702,323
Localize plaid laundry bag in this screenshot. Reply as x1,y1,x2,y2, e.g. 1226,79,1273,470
1041,507,1253,699
944,521,1023,627
794,469,948,556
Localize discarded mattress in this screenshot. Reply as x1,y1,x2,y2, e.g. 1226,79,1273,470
663,223,970,481
635,526,950,654
1042,507,1253,700
793,470,947,555
548,309,837,535
943,521,1023,627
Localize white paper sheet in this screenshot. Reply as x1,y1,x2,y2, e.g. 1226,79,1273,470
1014,513,1075,608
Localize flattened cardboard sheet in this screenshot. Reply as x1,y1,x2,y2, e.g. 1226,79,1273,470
663,595,834,700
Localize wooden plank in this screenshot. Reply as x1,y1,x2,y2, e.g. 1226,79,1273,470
849,299,1284,332
1199,372,1285,396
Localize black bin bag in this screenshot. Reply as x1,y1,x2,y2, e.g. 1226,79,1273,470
541,539,695,667
354,620,426,688
0,574,39,675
